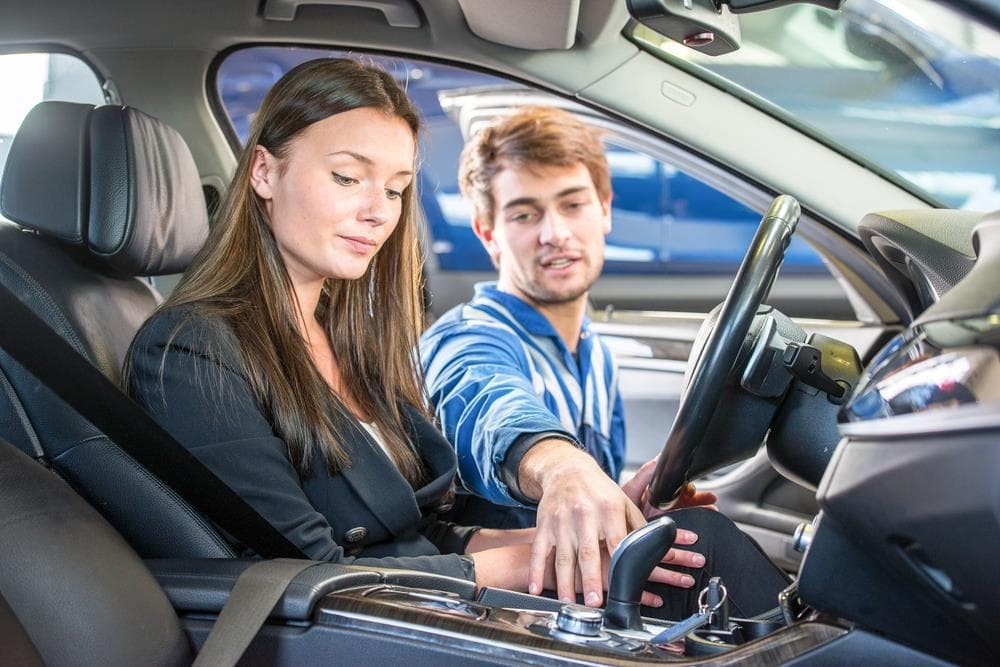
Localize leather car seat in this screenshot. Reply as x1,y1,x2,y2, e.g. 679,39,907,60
0,439,192,666
0,101,234,558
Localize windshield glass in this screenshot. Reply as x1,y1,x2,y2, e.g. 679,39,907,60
630,0,1000,211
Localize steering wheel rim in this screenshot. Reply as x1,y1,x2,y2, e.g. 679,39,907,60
647,195,802,508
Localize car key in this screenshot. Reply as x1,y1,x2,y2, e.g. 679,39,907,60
650,607,713,645
649,582,728,645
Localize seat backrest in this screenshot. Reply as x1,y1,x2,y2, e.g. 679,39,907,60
0,101,235,558
0,439,192,666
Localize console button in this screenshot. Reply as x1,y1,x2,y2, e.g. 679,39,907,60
556,605,603,637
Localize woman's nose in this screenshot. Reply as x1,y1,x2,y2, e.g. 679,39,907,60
360,186,391,226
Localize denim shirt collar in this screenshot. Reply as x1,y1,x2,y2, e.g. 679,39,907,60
472,281,593,342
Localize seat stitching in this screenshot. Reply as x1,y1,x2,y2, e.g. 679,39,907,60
56,435,237,555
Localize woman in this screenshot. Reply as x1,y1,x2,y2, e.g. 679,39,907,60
126,58,683,602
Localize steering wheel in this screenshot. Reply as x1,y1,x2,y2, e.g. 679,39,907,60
647,195,801,508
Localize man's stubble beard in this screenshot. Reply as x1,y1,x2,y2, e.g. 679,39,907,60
522,260,602,306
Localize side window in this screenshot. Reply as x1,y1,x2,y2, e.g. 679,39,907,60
0,53,105,221
215,47,844,319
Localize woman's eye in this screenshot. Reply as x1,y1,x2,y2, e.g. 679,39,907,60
332,172,358,186
385,188,402,200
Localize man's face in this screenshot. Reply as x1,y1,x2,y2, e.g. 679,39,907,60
475,161,611,309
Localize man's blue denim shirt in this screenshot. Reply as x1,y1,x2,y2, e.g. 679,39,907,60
420,282,626,507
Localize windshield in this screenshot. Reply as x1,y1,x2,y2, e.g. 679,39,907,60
630,0,1000,211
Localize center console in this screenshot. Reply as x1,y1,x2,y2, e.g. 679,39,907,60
310,583,842,665
147,516,857,665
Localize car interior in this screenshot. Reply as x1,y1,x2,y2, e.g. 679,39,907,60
0,0,997,665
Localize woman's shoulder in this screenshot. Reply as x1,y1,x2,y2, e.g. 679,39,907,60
134,303,239,358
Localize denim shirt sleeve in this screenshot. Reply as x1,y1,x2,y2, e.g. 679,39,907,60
420,322,576,507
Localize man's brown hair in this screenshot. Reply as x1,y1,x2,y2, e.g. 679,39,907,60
458,106,610,225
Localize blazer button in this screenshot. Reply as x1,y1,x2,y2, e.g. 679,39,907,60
343,526,368,543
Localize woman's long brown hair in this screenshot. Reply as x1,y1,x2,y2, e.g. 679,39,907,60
130,58,428,484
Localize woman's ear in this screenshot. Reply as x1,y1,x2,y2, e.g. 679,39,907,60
249,146,277,200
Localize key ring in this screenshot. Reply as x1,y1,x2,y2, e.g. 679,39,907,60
697,583,728,615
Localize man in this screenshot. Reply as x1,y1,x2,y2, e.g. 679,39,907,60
420,106,724,609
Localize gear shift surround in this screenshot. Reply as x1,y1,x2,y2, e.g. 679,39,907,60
604,515,678,630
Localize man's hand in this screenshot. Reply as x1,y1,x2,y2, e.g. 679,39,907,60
520,443,716,607
520,439,645,607
617,457,718,594
621,457,718,518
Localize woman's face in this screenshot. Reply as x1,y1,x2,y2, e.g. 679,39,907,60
250,106,416,289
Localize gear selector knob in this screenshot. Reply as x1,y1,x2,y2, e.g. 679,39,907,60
604,515,677,630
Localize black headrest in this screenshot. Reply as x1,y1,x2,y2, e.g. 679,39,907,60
0,101,208,276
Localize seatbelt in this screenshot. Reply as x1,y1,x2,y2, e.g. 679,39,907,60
0,282,308,560
193,559,318,667
0,368,45,460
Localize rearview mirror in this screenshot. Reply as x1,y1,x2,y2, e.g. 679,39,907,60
627,0,844,56
626,0,741,56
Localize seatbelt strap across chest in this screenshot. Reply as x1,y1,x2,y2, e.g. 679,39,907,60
0,282,308,560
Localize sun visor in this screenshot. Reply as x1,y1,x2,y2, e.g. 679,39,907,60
458,0,580,50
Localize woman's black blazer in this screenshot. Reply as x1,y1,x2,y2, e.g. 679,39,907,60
128,306,476,581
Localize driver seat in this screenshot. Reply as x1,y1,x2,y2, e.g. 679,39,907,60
0,101,232,557
0,439,192,665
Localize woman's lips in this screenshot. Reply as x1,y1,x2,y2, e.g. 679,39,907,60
340,235,376,253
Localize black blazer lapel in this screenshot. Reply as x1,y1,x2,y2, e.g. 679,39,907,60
402,405,459,509
338,406,459,537
338,419,421,538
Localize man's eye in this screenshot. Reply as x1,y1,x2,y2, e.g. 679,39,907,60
332,172,358,186
509,212,535,224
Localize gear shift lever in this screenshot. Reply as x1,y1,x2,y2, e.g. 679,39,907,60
604,515,677,631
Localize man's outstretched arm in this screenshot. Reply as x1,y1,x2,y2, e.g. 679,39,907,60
422,325,706,607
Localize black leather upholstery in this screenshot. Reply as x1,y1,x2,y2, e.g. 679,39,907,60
0,101,232,558
1,102,208,276
0,591,44,667
0,441,192,666
0,102,90,244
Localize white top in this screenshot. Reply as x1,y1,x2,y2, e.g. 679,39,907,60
359,421,394,463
